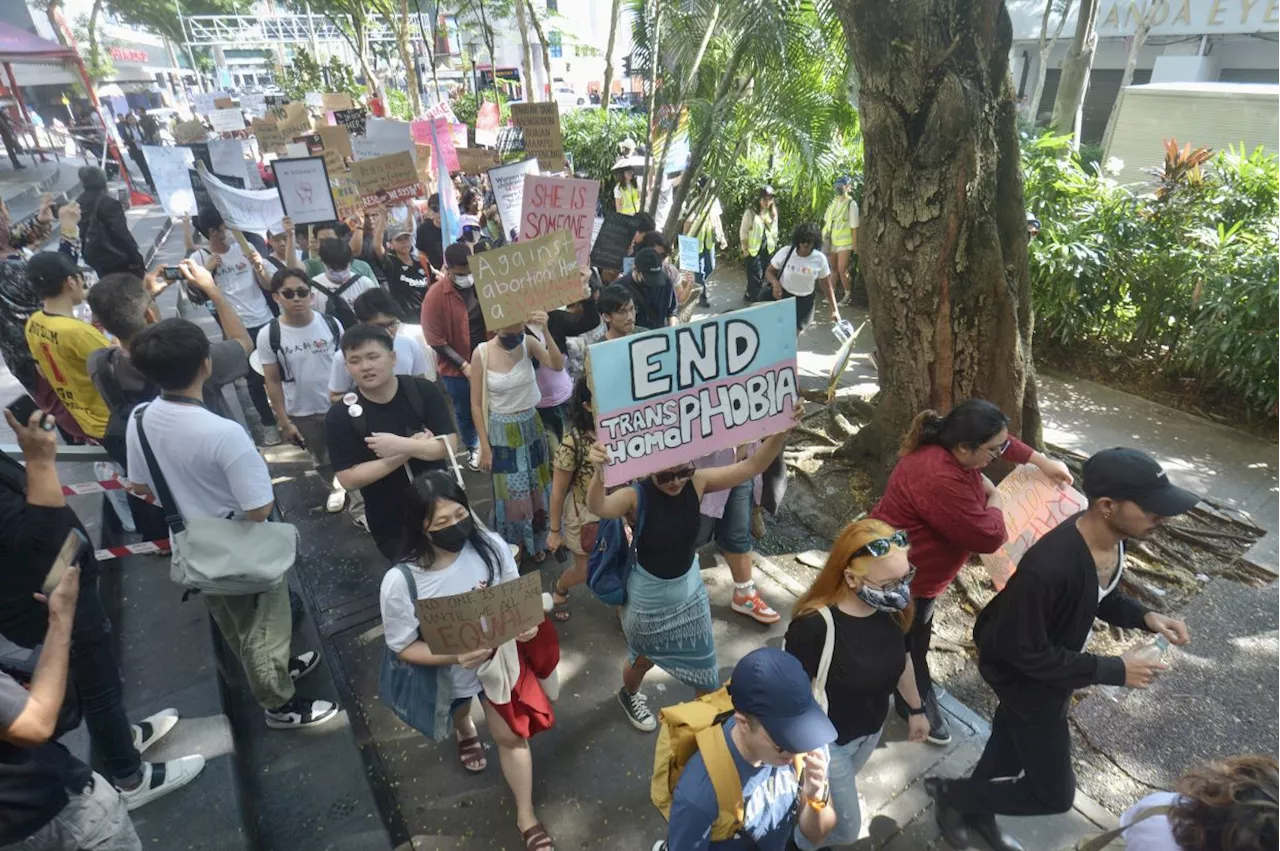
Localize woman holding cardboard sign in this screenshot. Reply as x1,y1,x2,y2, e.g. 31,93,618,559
378,471,557,851
585,403,802,733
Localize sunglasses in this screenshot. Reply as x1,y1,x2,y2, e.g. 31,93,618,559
863,565,917,595
654,466,696,485
851,529,908,559
279,287,310,300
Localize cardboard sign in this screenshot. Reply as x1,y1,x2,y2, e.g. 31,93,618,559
251,117,285,153
475,100,500,147
510,102,563,171
322,148,346,174
409,118,433,145
214,97,235,109
518,175,599,268
321,92,354,111
142,145,196,217
456,147,500,174
589,300,800,486
333,108,367,136
196,165,285,234
414,572,544,654
315,124,352,159
271,156,338,225
210,107,245,134
678,234,701,271
590,212,638,272
980,466,1088,590
489,158,539,243
175,120,206,144
275,103,311,139
349,150,423,209
330,174,362,221
192,91,226,115
473,230,580,330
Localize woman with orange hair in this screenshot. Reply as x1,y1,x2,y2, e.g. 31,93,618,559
783,518,932,850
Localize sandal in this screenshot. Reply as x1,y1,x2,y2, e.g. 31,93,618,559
457,735,487,773
521,822,554,851
551,582,570,622
532,550,548,564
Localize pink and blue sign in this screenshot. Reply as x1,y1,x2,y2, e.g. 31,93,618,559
589,300,799,486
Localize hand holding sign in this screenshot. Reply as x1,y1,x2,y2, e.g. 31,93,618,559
414,572,545,654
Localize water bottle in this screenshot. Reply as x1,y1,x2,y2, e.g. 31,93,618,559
1100,634,1170,702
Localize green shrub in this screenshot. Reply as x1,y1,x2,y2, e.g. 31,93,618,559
558,109,649,210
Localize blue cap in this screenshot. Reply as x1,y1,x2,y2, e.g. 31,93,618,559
834,175,851,187
728,648,836,754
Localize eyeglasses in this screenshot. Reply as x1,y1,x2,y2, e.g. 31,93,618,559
279,287,310,300
984,438,1012,459
851,529,908,559
372,319,400,332
862,565,917,595
654,466,696,485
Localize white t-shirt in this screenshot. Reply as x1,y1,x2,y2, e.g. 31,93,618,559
193,244,274,328
379,529,520,698
327,331,436,393
1119,791,1181,851
256,313,343,417
126,398,275,521
309,270,381,315
769,246,831,297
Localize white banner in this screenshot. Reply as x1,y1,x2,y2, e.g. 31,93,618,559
489,158,540,242
271,156,338,225
207,139,248,181
210,108,246,133
142,145,196,218
198,166,284,235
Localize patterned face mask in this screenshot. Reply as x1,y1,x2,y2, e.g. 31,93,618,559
855,581,912,613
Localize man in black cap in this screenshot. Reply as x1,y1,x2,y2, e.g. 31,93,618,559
625,246,678,331
926,447,1195,851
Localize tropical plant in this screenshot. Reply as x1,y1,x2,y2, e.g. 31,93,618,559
559,108,648,199
279,48,364,102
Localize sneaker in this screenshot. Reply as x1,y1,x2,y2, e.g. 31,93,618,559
288,651,321,681
731,589,781,625
261,425,282,446
467,450,482,472
618,686,657,732
924,692,952,746
652,843,668,851
131,708,180,753
749,505,767,540
351,511,370,533
264,696,339,729
119,755,206,811
697,295,710,308
325,487,346,513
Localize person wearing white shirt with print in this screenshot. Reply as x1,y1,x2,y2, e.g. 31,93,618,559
327,288,436,404
765,222,839,334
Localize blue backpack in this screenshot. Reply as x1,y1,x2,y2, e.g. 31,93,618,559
586,483,646,606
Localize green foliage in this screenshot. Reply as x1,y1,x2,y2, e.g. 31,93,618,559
558,108,648,204
1025,130,1279,417
104,0,249,46
449,91,512,128
279,48,364,102
383,88,412,121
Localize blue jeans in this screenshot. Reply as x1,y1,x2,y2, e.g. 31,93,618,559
795,727,882,850
441,374,478,451
695,246,715,289
696,479,753,555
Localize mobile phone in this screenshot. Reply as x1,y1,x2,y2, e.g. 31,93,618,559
6,394,39,426
161,265,184,282
43,530,87,596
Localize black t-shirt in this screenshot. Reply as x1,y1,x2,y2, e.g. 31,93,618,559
458,286,487,351
414,220,444,272
634,480,701,580
784,606,905,744
380,252,428,320
325,377,454,557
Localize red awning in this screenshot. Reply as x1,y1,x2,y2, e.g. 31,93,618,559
0,22,77,64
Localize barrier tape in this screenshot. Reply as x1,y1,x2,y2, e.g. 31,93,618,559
62,474,157,504
93,539,170,562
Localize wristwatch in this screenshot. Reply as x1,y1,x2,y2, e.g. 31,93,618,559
907,704,927,716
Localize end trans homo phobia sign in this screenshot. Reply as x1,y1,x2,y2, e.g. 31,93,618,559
589,299,799,486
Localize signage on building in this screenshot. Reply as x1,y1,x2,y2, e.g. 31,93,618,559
1009,0,1280,39
109,46,149,64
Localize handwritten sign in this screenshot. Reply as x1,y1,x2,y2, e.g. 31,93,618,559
489,158,539,243
274,102,311,139
333,108,367,136
209,107,245,134
315,124,352,159
473,231,580,330
349,150,423,209
142,145,195,217
591,212,638,272
174,120,206,144
678,234,701,271
519,175,599,268
414,572,544,653
214,97,235,109
271,157,338,225
456,147,500,174
196,165,285,234
207,139,247,181
589,300,799,486
192,91,227,115
251,117,285,153
415,116,458,173
510,102,564,171
241,92,267,117
980,465,1088,590
474,100,500,147
330,174,362,221
321,92,354,111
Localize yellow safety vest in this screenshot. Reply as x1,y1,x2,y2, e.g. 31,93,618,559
823,196,854,249
616,185,641,216
694,200,719,250
747,210,778,256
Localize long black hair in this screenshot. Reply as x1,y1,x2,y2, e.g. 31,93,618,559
401,470,503,584
899,399,1009,457
566,376,595,481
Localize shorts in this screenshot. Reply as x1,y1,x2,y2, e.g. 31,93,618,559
695,479,753,555
449,690,486,714
563,496,600,556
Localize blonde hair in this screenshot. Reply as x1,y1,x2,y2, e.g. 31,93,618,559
792,518,915,633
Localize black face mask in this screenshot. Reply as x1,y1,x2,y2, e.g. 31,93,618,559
498,330,525,350
430,516,474,553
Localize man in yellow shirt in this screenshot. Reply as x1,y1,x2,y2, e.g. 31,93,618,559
24,252,112,439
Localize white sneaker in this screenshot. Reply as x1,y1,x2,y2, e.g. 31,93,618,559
131,707,180,754
264,697,339,729
467,450,482,472
325,487,346,513
119,755,206,811
288,651,321,681
261,425,282,446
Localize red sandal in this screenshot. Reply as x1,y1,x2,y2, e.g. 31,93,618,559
521,822,554,851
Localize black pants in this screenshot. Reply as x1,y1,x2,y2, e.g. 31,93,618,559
906,594,938,701
744,246,771,301
244,323,277,428
947,699,1076,817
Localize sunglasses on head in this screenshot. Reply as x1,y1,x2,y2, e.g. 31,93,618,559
279,286,310,300
654,466,696,485
851,529,908,559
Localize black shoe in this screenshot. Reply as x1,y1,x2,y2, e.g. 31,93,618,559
925,691,953,745
288,651,320,681
265,696,338,729
965,814,1025,851
924,777,971,849
697,295,710,308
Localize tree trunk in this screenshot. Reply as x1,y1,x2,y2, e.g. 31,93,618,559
87,0,105,80
476,0,497,85
1100,6,1153,151
514,0,537,101
396,0,423,115
1029,0,1073,122
1049,0,1098,142
525,0,553,102
600,0,623,110
831,0,1037,474
640,0,663,211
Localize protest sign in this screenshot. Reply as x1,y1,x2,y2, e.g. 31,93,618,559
413,572,544,654
367,118,412,145
174,120,206,144
451,122,468,149
192,91,226,115
293,133,324,156
284,142,309,159
424,98,457,124
473,231,580,330
333,108,367,136
589,300,800,486
474,100,500,147
518,175,599,268
322,148,346,174
329,174,362,221
214,97,235,109
321,92,353,111
677,234,700,271
510,102,563,171
181,141,213,173
497,126,524,158
488,158,539,242
349,150,423,209
240,92,266,117
979,466,1088,590
409,118,433,145
271,157,338,225
456,147,500,174
196,165,285,234
432,117,459,173
251,117,285,153
275,103,311,138
142,146,196,218
315,124,352,159
304,92,324,109
590,212,638,272
188,169,211,212
210,107,245,134
207,139,248,181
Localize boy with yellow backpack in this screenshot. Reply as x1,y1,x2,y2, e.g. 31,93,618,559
650,648,838,850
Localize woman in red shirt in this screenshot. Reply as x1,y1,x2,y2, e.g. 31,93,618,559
870,399,1072,745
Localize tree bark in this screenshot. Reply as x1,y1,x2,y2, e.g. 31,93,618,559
640,0,663,211
600,0,623,109
831,0,1037,474
514,0,537,101
1029,0,1073,122
525,0,553,103
87,0,105,80
396,0,423,115
1049,0,1098,141
1100,5,1153,151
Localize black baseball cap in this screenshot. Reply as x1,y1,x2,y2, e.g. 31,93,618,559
728,648,836,755
635,247,664,285
1082,447,1199,517
26,251,80,292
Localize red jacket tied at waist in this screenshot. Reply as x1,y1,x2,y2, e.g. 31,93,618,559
480,618,560,739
